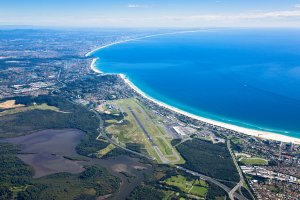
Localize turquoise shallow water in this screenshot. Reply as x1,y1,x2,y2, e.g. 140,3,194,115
92,29,300,138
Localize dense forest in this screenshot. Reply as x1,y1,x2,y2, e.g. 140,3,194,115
16,166,120,200
0,143,33,199
175,139,240,182
127,185,165,200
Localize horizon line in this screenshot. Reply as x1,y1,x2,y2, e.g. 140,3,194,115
1,25,300,30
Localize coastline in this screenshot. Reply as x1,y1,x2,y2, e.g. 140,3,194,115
86,33,300,145
85,29,208,57
119,74,300,144
90,58,102,73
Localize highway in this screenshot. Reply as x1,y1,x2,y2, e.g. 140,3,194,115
227,139,255,200
177,166,248,200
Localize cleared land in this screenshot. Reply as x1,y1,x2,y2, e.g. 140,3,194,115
0,103,65,117
103,98,183,164
0,100,24,109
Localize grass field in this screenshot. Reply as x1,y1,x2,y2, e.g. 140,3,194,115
97,144,115,158
164,175,208,197
157,137,173,155
0,103,64,116
240,157,268,166
103,98,183,164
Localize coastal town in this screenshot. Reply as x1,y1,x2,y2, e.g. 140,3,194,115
0,29,299,200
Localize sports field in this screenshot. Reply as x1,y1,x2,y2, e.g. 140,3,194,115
240,157,268,166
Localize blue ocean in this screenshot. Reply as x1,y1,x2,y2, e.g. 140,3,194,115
92,29,300,138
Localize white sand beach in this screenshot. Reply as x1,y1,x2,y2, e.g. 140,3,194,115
90,58,102,73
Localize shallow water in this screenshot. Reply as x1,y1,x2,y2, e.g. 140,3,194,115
2,129,85,178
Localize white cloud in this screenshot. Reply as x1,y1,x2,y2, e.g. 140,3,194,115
162,9,300,22
262,9,300,17
127,4,148,8
1,7,300,27
294,4,300,8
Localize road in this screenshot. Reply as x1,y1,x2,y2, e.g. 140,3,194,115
177,166,248,200
227,139,255,200
227,139,244,199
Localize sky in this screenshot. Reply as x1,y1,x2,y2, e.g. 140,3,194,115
1,0,300,28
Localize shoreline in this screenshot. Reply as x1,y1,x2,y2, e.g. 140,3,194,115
90,58,102,73
119,74,300,144
86,33,300,145
85,29,208,57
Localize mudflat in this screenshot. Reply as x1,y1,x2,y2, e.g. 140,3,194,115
2,129,85,178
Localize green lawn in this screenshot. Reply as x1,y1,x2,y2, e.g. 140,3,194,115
190,185,207,196
240,157,268,166
165,175,208,197
157,137,173,155
165,175,187,191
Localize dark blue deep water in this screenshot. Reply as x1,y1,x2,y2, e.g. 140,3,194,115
92,29,300,138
